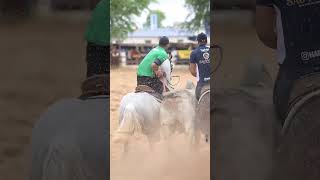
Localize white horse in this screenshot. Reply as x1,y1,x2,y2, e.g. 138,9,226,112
112,59,172,153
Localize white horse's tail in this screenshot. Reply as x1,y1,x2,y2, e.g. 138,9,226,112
113,103,142,143
38,135,93,180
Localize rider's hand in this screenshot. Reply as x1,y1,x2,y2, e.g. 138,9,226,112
156,70,164,78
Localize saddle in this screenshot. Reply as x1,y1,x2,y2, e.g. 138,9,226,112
288,72,320,111
79,74,109,99
135,85,163,101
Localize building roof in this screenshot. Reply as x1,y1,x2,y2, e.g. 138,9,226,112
128,28,194,38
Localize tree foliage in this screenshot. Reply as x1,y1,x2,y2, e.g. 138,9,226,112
110,0,155,39
184,0,210,32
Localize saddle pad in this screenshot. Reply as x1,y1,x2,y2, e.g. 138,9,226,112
135,85,155,93
135,85,163,102
80,74,109,98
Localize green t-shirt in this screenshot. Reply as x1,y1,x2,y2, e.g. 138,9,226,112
137,46,169,77
85,0,109,46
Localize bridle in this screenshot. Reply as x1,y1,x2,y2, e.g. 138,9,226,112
161,59,181,92
165,75,181,90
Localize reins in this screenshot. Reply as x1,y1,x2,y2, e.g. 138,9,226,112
210,44,223,76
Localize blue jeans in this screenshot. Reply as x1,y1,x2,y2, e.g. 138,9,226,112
196,82,209,101
273,67,298,124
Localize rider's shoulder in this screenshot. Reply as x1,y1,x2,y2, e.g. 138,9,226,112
202,45,210,49
192,47,200,52
190,49,198,56
158,49,168,56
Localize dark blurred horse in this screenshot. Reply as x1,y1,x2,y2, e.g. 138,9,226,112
274,73,320,180
214,58,320,180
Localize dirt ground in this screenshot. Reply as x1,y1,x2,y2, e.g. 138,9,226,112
0,18,87,179
110,66,210,180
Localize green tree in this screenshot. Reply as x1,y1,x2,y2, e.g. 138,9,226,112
184,0,210,33
143,10,166,28
111,0,156,39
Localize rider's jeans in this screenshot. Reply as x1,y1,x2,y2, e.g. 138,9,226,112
273,67,297,125
137,76,163,94
196,82,209,101
86,42,108,78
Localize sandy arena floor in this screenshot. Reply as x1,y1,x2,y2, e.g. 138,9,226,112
110,66,210,180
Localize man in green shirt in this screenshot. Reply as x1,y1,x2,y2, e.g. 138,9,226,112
84,0,108,77
81,0,108,98
137,36,170,95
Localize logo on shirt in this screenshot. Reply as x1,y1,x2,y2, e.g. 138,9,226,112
199,52,210,64
301,49,320,61
200,48,209,53
203,52,210,60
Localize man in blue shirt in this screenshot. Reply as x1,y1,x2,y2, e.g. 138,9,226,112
189,33,211,100
256,0,320,124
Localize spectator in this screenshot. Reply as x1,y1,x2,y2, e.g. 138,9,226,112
111,44,120,67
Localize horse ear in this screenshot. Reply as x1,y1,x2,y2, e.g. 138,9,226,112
185,80,195,89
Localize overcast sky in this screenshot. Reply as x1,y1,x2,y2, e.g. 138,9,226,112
134,0,192,28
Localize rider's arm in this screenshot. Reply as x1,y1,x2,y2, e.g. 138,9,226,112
189,51,197,77
152,61,164,78
152,53,168,77
152,62,160,72
256,3,277,49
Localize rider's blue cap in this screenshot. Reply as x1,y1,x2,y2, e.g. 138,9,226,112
197,33,207,43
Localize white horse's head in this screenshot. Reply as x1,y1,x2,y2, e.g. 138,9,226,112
160,59,173,92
